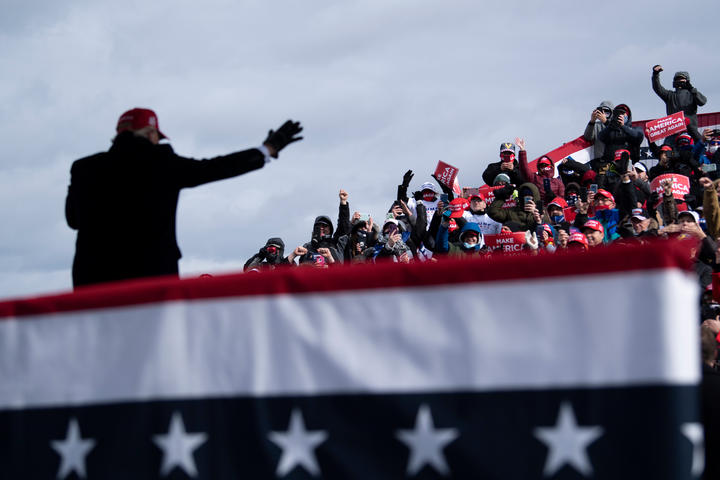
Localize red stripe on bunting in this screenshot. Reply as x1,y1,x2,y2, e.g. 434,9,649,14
0,240,694,319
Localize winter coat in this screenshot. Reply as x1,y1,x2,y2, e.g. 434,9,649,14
244,237,290,271
435,222,486,258
482,160,523,186
582,100,615,160
518,150,565,203
652,71,707,139
597,107,644,163
557,157,591,187
487,182,542,231
65,131,266,287
303,215,347,263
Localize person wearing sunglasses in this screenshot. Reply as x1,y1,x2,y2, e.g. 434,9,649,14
583,100,615,160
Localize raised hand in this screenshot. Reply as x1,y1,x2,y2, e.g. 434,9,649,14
264,120,303,158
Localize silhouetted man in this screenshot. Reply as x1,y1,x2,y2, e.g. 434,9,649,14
65,108,302,287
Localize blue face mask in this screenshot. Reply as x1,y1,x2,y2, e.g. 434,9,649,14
550,214,564,224
463,242,478,250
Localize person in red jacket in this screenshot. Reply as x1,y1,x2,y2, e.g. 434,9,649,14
516,138,565,204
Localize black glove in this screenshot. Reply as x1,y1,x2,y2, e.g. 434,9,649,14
402,170,414,188
258,247,267,259
685,81,694,91
493,184,514,201
264,120,303,158
431,174,454,197
412,190,424,201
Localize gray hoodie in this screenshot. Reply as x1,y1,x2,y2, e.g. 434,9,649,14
583,100,615,160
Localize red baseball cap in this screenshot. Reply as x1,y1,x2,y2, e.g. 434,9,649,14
116,108,167,139
548,197,568,209
660,145,673,152
595,189,615,203
613,149,630,162
582,220,604,235
448,198,470,218
567,232,589,249
469,192,485,201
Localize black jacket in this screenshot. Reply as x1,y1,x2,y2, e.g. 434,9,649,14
66,132,266,287
482,160,523,186
652,71,707,138
597,113,644,163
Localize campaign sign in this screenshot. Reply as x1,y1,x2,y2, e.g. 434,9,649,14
434,161,459,189
645,112,687,143
650,174,691,210
479,185,517,209
484,232,527,253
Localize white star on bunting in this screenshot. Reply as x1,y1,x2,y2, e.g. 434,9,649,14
153,411,207,477
533,401,603,477
268,408,328,477
51,417,96,479
396,404,459,476
681,422,704,477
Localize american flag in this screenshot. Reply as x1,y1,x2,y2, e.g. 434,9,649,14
0,242,702,479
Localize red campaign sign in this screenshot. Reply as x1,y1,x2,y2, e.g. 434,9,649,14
484,233,527,253
644,112,687,143
479,185,516,209
649,174,691,210
434,161,459,189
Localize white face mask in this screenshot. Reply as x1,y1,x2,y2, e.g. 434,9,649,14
709,145,719,155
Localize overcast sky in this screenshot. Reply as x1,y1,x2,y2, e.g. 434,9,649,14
1,0,718,299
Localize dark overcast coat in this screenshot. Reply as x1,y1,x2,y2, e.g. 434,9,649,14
65,131,266,287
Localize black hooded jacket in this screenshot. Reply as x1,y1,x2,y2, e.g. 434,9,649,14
244,237,289,271
597,105,644,163
652,71,707,138
303,215,348,263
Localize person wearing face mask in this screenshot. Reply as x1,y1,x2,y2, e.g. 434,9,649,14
652,65,707,142
698,129,720,180
598,104,644,163
545,197,568,227
462,193,502,235
374,219,413,263
583,100,615,160
516,138,564,204
406,181,441,223
244,238,290,272
482,142,524,186
435,218,487,258
302,216,344,264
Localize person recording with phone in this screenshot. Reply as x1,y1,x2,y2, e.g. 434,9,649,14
482,142,524,187
582,100,615,160
597,103,644,164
